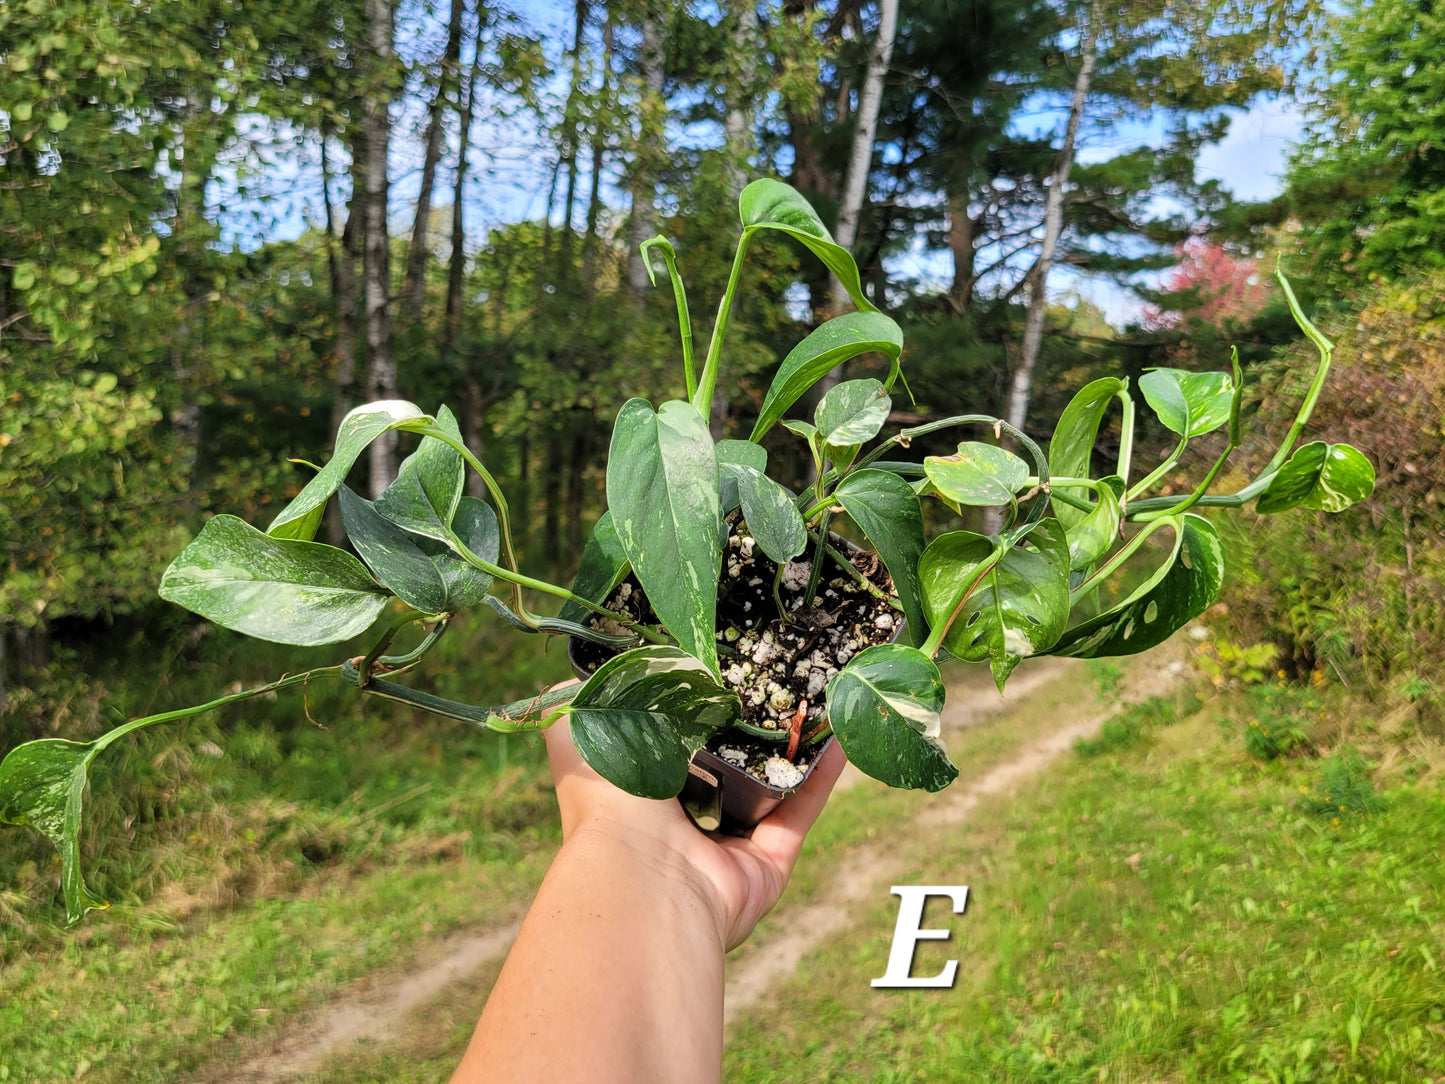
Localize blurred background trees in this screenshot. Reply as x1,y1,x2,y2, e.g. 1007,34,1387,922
1,0,1439,727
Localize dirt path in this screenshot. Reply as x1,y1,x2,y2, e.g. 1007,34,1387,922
217,652,1182,1080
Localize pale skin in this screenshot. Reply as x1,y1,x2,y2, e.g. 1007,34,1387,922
450,692,848,1084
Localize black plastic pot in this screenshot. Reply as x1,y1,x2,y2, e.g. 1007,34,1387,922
566,636,833,835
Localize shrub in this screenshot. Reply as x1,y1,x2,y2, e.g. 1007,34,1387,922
1301,749,1383,820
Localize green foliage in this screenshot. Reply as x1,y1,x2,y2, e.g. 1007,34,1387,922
1302,749,1383,819
1073,694,1187,757
1243,682,1314,761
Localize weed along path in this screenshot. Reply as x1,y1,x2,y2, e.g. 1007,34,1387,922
209,647,1183,1082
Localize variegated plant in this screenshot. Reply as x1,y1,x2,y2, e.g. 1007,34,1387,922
0,180,1375,923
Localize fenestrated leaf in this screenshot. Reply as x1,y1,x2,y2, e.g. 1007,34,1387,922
373,405,466,543
1256,441,1376,514
566,647,741,799
825,644,956,791
1050,514,1225,658
921,521,1070,689
606,399,722,676
268,400,429,540
1140,369,1234,438
723,463,807,563
1049,377,1126,529
924,442,1029,507
160,515,388,645
750,312,904,441
816,378,891,447
832,469,928,646
738,178,876,313
1064,477,1122,571
717,439,767,511
0,739,108,924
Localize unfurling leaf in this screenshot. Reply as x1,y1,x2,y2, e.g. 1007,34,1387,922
1064,477,1123,571
567,647,740,798
160,515,388,645
738,179,876,314
826,644,957,791
1256,442,1375,514
268,400,430,541
606,399,722,676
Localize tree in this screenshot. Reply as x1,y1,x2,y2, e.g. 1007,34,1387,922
1286,0,1445,283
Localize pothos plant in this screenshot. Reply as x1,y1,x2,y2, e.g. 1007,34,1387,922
0,180,1375,924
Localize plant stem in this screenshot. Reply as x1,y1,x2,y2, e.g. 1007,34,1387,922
817,534,891,601
801,509,831,609
692,230,753,418
1115,387,1136,487
1071,516,1176,598
1125,432,1188,501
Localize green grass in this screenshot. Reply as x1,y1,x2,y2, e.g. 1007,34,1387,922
725,702,1445,1083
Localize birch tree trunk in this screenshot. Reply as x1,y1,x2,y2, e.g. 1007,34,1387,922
400,0,465,327
1003,0,1100,437
323,127,361,544
363,0,398,497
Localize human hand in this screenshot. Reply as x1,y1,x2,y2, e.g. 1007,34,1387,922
542,689,847,951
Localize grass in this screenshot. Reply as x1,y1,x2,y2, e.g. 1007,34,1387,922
724,694,1445,1083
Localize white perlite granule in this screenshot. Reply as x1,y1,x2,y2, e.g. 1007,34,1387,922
763,755,807,790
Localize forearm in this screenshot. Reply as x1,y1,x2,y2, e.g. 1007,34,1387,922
453,820,728,1084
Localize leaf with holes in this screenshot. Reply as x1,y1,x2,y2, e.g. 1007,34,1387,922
1140,368,1234,438
920,521,1070,689
739,178,876,313
1049,377,1126,529
160,515,388,645
1051,514,1225,658
268,400,429,540
606,398,722,676
832,469,928,645
825,644,957,791
750,312,904,441
566,647,740,799
1256,442,1375,514
924,442,1029,507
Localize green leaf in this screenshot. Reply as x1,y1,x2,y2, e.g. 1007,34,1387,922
724,463,807,563
924,442,1029,507
738,178,876,313
0,739,108,924
1049,377,1126,529
750,312,904,441
1139,369,1234,438
559,511,632,625
373,405,466,543
1064,477,1122,571
1256,441,1376,514
340,486,448,612
606,399,722,676
567,647,740,799
832,469,928,646
1051,514,1225,658
815,378,891,447
920,521,1070,689
160,515,389,645
440,498,503,609
717,439,767,512
268,401,429,541
825,644,957,791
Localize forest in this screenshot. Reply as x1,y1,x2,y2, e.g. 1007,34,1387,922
2,0,1444,1079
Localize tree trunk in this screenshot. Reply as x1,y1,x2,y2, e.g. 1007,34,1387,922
724,0,759,193
1003,0,1099,437
557,0,588,284
625,5,665,299
401,0,465,327
565,421,590,552
443,13,483,361
542,431,565,562
946,186,976,314
323,127,360,545
363,0,398,497
581,13,613,291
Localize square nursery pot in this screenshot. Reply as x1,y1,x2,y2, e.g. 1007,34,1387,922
567,635,836,835
567,535,900,836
